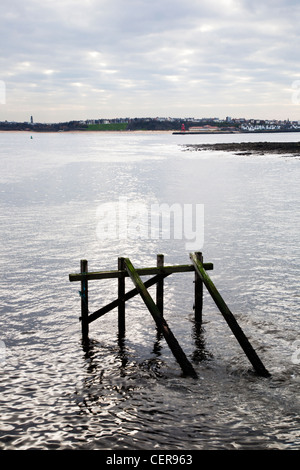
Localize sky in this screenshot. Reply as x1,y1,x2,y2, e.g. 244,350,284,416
1,0,300,123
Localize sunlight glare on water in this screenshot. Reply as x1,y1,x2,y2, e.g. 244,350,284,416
0,131,299,450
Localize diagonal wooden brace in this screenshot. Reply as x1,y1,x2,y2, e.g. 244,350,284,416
190,252,270,377
123,257,198,378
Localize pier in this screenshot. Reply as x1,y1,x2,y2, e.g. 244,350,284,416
69,253,270,378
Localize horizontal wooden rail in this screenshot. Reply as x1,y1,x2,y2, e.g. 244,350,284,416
69,262,213,282
69,254,271,378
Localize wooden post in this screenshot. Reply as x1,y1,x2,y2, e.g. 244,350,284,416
87,272,171,324
80,259,89,342
190,253,270,377
124,257,198,378
194,252,203,323
156,254,164,315
118,257,125,337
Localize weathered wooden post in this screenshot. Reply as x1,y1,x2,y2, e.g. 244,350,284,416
194,252,203,323
124,257,198,378
80,259,89,342
156,254,164,315
118,257,126,337
69,254,272,378
190,253,270,377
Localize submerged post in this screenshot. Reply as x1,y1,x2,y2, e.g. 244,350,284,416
80,259,89,342
124,257,198,378
190,253,270,377
118,257,126,337
156,254,164,315
194,252,203,323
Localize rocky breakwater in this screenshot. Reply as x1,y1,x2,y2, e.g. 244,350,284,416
184,141,300,156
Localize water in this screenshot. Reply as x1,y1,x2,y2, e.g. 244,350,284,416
0,131,299,450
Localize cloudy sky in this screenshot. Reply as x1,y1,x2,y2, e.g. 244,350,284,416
1,0,300,122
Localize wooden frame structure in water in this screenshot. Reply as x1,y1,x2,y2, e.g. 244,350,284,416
69,252,270,378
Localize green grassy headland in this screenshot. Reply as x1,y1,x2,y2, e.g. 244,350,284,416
87,123,128,131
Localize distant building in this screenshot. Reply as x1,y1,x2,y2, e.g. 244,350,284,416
189,125,219,132
30,116,33,124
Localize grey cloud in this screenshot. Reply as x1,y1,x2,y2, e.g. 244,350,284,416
1,0,300,121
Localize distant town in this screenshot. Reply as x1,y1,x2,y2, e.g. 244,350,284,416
1,116,300,133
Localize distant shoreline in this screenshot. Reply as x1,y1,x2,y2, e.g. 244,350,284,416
184,141,300,155
0,129,174,134
173,129,300,135
1,129,300,135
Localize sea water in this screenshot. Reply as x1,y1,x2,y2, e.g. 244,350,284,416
0,131,299,450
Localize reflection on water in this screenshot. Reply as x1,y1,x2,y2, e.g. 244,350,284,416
0,132,299,450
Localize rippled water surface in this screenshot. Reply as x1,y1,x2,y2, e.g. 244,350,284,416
0,131,299,450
